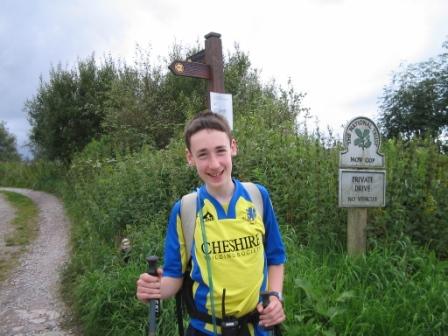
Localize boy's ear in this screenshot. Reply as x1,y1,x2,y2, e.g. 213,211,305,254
231,138,238,156
186,148,194,165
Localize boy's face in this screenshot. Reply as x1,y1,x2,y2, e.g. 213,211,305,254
186,129,237,191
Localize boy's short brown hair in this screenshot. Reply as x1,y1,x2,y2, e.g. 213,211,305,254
184,110,232,150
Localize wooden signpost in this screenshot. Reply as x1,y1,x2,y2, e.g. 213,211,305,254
168,32,233,127
339,117,386,256
168,61,210,80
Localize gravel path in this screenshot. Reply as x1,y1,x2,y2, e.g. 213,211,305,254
0,188,77,336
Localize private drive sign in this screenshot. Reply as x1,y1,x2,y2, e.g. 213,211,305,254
339,117,386,208
339,169,386,207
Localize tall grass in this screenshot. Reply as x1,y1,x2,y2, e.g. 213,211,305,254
283,233,448,335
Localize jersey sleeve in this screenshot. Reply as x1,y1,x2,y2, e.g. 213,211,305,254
163,200,188,278
257,184,287,265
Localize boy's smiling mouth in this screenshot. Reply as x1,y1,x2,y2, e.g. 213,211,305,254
209,170,223,177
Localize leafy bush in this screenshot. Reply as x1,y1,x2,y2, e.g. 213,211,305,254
370,138,448,258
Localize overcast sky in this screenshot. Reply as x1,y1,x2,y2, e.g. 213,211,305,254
1,0,447,157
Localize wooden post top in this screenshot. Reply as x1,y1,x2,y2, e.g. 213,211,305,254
204,32,224,94
168,32,225,108
205,32,221,39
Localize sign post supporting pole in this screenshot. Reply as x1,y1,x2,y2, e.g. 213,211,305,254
347,208,367,255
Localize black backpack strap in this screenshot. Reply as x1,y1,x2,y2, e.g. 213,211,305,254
175,291,185,336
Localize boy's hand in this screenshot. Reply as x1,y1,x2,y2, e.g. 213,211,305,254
257,295,285,328
136,267,163,303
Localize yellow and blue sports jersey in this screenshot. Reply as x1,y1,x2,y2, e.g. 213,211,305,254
163,179,286,336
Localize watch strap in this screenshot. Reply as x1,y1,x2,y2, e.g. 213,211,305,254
267,291,283,302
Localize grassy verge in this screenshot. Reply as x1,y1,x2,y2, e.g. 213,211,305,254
0,191,39,282
282,234,448,336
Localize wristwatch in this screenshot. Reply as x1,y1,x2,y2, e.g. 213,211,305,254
267,291,284,303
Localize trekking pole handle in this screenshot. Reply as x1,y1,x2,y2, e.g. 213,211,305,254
261,291,274,333
146,256,160,336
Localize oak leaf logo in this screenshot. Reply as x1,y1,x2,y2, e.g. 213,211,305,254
354,128,372,149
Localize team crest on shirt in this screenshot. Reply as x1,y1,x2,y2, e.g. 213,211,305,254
203,211,215,222
246,207,257,223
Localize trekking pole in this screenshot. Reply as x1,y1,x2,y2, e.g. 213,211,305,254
261,292,274,336
146,256,160,336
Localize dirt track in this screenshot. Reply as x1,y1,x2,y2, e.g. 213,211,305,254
0,188,76,336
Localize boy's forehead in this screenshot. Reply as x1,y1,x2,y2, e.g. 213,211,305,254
189,129,231,150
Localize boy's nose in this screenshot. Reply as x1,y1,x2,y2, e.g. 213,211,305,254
208,155,220,168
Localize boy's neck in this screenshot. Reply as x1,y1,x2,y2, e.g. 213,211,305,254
205,180,235,205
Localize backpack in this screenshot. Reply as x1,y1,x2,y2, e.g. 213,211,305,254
175,182,264,335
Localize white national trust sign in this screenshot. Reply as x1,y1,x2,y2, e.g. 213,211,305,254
340,117,384,168
339,117,386,208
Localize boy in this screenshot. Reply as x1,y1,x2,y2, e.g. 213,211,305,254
136,111,286,335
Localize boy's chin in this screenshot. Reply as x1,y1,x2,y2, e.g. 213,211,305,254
206,176,224,186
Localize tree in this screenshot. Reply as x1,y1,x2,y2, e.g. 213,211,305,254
379,40,448,141
0,121,21,161
25,48,207,162
26,56,117,162
101,45,206,151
